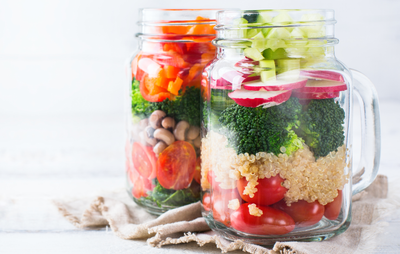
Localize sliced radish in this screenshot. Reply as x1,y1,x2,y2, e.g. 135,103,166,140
210,78,232,90
228,89,292,108
138,58,162,78
300,70,345,82
292,91,340,99
234,57,259,73
243,78,308,91
296,80,347,93
211,67,260,90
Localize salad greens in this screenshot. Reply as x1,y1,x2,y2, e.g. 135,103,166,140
218,97,304,156
142,180,200,207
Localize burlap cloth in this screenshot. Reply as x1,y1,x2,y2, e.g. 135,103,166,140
54,175,396,254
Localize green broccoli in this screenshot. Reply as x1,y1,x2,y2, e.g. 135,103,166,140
148,86,201,126
296,98,345,159
218,97,304,155
131,78,152,118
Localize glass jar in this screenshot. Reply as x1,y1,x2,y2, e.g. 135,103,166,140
126,9,220,215
200,9,380,244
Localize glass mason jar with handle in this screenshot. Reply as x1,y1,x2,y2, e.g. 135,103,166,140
126,9,220,215
200,9,380,244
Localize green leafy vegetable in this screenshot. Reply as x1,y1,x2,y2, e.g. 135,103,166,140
131,78,152,118
296,98,345,159
147,86,201,126
143,180,200,207
218,97,304,155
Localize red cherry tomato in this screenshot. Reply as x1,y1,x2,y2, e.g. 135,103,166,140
131,142,156,179
156,141,196,190
132,175,153,199
237,176,287,206
202,193,211,212
193,157,201,184
324,190,342,220
230,203,295,235
273,200,325,227
212,189,242,226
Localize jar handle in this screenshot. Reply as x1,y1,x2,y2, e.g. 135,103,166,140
350,69,381,195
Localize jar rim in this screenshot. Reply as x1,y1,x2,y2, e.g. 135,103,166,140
215,9,336,30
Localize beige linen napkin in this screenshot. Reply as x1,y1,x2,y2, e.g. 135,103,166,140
54,175,393,254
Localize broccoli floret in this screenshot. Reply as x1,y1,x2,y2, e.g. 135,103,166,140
296,98,345,159
218,97,304,155
131,78,152,118
148,86,201,126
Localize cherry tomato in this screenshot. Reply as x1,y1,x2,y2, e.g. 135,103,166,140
230,203,295,235
212,189,242,226
202,193,211,212
131,142,156,179
156,141,196,190
237,176,287,206
324,190,342,220
272,200,325,227
132,175,153,199
193,157,201,184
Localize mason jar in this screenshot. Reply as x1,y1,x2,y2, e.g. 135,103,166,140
126,9,219,215
200,9,380,244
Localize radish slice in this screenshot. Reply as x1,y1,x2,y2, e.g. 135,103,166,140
228,89,292,108
243,78,308,91
138,58,162,78
210,78,232,90
292,91,340,99
296,80,347,93
219,67,259,90
300,70,345,82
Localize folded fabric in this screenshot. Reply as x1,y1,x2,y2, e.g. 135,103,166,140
54,175,394,254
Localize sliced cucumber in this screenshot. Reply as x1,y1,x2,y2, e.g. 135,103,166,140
300,14,326,38
251,32,266,51
259,59,276,82
290,27,306,39
244,48,264,61
266,28,291,39
272,12,294,32
262,48,287,60
247,29,264,39
257,12,272,23
276,58,300,80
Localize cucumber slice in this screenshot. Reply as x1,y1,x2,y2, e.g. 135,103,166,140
259,60,276,82
266,28,291,39
244,48,264,61
300,14,326,38
272,12,294,32
262,48,287,60
290,27,306,39
257,12,272,23
251,32,266,51
232,18,248,38
248,29,262,39
276,58,300,80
